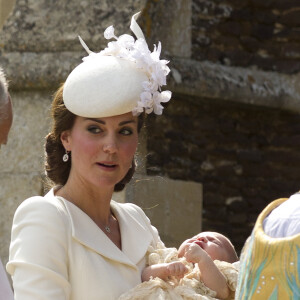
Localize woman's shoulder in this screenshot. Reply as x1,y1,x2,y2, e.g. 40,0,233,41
114,200,160,227
112,201,153,227
14,188,69,222
112,201,145,216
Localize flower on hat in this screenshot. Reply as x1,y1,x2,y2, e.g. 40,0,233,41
103,26,117,40
79,13,172,116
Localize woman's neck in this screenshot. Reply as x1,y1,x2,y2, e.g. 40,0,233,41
56,174,115,225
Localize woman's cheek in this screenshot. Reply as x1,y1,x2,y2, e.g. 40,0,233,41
123,140,138,157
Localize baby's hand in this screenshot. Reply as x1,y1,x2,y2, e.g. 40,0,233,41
166,261,188,278
184,243,209,264
178,239,195,258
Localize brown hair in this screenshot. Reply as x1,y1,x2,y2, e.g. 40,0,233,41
45,84,144,191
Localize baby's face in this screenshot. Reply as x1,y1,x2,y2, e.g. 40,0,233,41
180,232,232,262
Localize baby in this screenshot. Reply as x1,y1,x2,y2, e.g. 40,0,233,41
142,231,238,299
119,231,239,300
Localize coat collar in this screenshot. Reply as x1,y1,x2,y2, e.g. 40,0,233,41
45,188,153,269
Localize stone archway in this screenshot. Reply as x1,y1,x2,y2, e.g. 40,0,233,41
0,0,16,30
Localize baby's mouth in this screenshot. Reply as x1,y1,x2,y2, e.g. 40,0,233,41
194,240,205,249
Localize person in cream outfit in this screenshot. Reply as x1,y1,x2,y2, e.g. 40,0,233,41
7,12,172,300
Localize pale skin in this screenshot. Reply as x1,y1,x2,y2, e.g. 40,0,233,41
56,112,139,249
141,261,188,282
142,232,235,299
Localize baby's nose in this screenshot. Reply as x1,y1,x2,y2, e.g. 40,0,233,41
197,236,208,243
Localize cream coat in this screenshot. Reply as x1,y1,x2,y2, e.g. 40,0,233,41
7,188,161,300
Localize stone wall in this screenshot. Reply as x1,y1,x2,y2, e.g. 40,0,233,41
146,96,300,252
0,0,15,30
0,91,51,262
192,0,300,74
142,0,300,253
126,175,202,247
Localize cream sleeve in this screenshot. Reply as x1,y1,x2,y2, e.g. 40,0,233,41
7,196,71,300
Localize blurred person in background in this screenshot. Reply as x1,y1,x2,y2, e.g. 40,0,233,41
0,66,14,300
0,67,12,147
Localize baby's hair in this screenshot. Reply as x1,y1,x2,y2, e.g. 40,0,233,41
220,234,239,263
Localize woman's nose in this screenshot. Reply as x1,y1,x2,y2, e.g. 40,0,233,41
102,137,118,154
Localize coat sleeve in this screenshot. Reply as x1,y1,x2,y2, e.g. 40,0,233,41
7,196,71,300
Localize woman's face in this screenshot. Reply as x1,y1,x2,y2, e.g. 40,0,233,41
61,112,138,189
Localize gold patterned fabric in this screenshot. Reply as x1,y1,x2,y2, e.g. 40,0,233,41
236,198,300,299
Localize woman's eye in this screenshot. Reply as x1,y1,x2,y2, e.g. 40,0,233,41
120,128,133,135
88,126,101,134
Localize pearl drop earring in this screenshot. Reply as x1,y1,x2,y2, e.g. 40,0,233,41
63,150,70,162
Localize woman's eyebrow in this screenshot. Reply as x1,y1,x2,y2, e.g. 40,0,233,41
85,118,105,124
119,120,136,126
84,118,136,126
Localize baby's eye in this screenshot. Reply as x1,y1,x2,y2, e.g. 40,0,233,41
207,237,215,242
88,126,101,134
120,128,133,135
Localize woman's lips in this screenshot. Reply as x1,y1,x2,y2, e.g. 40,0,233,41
96,162,117,170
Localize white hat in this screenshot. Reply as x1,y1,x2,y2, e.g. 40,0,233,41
63,12,172,118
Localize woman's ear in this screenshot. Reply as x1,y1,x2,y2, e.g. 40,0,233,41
60,130,71,151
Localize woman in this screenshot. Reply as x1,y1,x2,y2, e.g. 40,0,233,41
7,13,171,299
